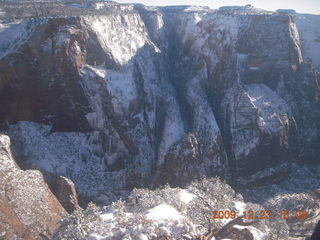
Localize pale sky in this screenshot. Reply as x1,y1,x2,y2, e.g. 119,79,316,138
115,0,320,14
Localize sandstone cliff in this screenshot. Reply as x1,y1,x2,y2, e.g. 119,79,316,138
0,1,319,201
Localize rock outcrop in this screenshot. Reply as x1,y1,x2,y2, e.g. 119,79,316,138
222,84,295,185
0,134,66,239
50,176,79,214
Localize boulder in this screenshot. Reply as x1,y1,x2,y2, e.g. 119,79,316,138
51,176,79,213
0,134,66,239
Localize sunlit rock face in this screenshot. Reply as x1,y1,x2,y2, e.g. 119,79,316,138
0,134,66,239
0,2,319,198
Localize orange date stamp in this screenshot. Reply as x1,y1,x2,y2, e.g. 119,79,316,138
211,210,308,220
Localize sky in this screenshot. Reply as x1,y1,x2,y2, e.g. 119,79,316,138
115,0,320,14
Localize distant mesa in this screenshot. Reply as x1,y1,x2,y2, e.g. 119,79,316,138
276,9,297,14
218,4,271,14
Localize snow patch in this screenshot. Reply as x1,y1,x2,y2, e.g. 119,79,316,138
233,225,266,239
234,201,246,214
100,212,115,222
87,234,106,240
179,190,195,204
249,66,259,70
83,15,149,65
145,204,183,221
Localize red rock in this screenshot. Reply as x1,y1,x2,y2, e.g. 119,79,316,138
51,176,79,214
0,135,66,239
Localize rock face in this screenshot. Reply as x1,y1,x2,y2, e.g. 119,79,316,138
50,176,79,214
0,134,66,239
0,197,35,240
0,2,319,196
222,84,294,185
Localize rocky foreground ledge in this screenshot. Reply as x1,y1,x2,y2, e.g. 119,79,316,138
0,132,319,239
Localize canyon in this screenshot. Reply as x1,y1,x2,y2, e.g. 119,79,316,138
0,1,319,239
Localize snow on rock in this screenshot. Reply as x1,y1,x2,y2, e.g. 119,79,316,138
218,5,273,15
157,103,185,166
222,84,294,184
249,66,259,70
233,225,266,240
145,204,183,221
227,83,292,157
1,2,313,193
6,121,127,197
87,234,106,240
295,13,320,67
276,9,296,15
81,64,137,110
187,77,221,137
100,212,115,222
234,201,247,214
0,19,45,60
244,84,291,135
179,189,195,204
83,14,150,65
105,68,137,108
52,178,289,240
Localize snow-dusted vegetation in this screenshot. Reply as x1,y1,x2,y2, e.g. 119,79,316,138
52,178,290,240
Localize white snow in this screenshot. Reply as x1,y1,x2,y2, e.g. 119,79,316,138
81,64,137,111
224,84,291,159
0,135,18,174
105,69,137,108
138,234,149,240
183,12,242,59
234,201,246,214
218,5,273,15
245,84,291,135
5,121,126,197
94,3,106,10
233,225,266,240
83,15,149,65
65,3,87,8
145,204,183,221
179,190,195,204
187,77,221,137
0,19,45,60
87,234,106,240
157,104,184,166
249,66,259,70
295,14,320,67
100,212,115,221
